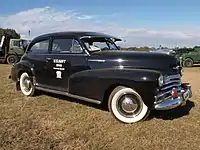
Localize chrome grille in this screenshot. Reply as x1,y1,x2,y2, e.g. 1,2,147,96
160,74,181,91
155,74,182,104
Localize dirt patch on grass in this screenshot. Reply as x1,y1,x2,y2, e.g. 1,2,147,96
0,65,200,150
182,69,200,99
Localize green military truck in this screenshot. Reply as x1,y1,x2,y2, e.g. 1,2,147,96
180,47,200,67
0,34,30,64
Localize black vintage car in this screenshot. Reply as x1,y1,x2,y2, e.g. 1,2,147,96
9,31,192,124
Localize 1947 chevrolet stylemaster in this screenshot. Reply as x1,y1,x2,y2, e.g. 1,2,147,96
9,31,192,123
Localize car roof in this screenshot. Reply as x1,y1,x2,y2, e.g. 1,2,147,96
33,31,122,41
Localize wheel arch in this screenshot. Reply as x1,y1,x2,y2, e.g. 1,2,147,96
102,83,132,106
15,61,35,81
6,52,19,59
184,57,194,61
17,68,34,79
102,79,156,109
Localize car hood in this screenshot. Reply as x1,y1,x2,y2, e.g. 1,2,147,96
89,50,180,74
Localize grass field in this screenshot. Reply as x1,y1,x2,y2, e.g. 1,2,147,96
0,64,200,150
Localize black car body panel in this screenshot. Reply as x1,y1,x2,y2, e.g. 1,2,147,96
89,50,180,74
69,68,160,107
10,60,34,82
10,31,192,114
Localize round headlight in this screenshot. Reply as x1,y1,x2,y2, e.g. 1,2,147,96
158,74,164,87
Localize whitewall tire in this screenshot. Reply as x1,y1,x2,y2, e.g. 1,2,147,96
108,86,150,124
19,72,35,96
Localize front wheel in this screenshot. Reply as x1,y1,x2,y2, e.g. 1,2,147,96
108,86,150,124
19,72,35,96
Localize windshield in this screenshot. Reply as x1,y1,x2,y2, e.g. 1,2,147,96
81,37,119,52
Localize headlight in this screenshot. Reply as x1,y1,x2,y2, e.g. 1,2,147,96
158,74,164,87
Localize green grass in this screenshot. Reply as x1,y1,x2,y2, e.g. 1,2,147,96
0,64,200,150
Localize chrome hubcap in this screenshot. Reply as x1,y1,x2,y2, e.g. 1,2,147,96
23,77,32,92
121,96,138,113
117,94,142,117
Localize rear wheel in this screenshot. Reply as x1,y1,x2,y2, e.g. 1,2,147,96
19,72,35,96
6,55,19,65
184,58,193,67
108,86,150,124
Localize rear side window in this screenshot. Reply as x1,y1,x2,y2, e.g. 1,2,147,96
52,39,73,53
29,39,49,54
51,38,83,54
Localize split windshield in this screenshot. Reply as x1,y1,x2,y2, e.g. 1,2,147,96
80,37,119,52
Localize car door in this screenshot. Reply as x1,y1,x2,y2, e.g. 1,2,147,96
44,36,89,92
25,38,51,86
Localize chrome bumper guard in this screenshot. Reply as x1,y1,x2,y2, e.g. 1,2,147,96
154,83,192,110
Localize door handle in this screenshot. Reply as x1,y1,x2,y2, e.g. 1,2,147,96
46,57,52,62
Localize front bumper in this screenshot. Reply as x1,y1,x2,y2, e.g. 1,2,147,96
154,83,192,110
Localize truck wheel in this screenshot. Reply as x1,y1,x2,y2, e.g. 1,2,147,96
7,55,19,65
108,86,150,124
184,58,193,67
19,72,35,96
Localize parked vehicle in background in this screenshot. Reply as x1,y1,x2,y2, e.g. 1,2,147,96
9,31,192,124
0,34,30,64
179,47,200,67
150,48,176,56
173,48,193,58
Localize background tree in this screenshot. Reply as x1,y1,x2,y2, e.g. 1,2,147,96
0,28,20,40
121,46,152,51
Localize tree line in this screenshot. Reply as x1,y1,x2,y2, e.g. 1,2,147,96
0,28,20,40
0,27,199,52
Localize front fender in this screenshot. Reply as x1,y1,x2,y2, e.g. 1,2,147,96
68,68,161,107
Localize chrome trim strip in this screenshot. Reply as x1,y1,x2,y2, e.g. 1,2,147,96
156,90,172,98
161,83,181,91
165,74,181,80
88,59,106,62
156,87,182,98
164,80,180,85
35,86,101,104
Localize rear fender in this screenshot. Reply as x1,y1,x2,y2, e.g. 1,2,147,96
11,60,35,82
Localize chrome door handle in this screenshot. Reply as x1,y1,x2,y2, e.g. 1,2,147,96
46,57,52,62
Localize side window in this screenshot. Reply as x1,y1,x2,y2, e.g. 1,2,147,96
52,39,73,53
51,38,83,54
71,39,83,53
29,40,49,54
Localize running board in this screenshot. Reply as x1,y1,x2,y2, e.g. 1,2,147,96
35,86,101,104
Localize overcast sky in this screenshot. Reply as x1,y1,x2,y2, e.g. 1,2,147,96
1,0,200,48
